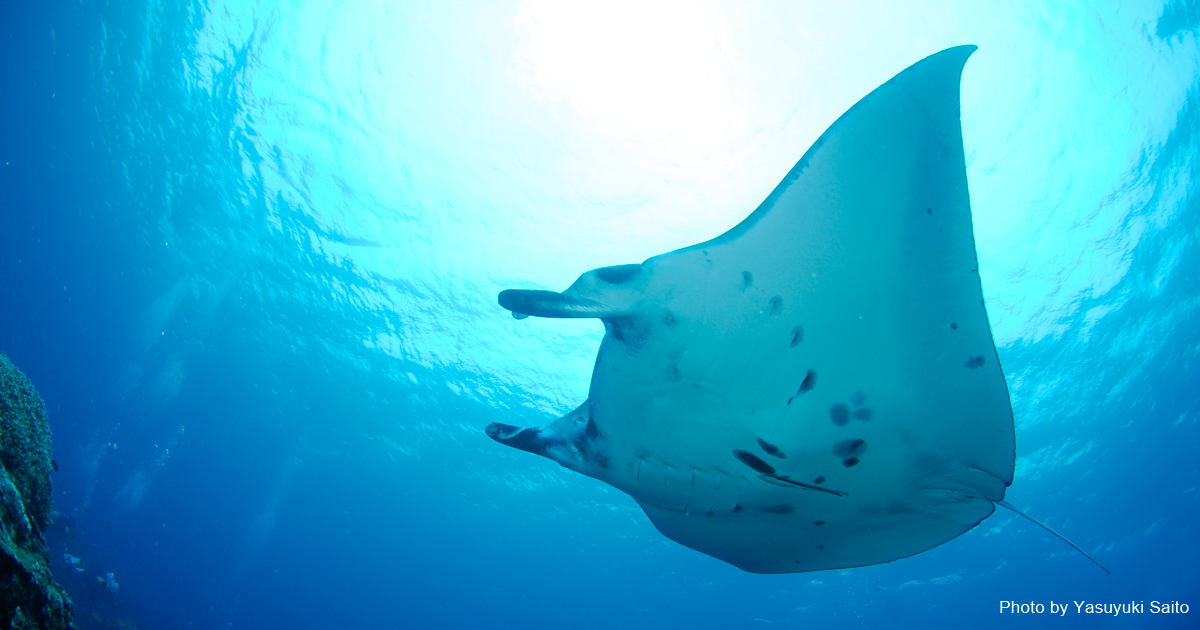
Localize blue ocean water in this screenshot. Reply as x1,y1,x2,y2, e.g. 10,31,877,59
1,1,1198,628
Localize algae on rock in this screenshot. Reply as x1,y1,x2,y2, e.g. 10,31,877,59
0,352,74,629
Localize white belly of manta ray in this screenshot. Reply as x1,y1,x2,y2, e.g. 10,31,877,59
487,46,1107,575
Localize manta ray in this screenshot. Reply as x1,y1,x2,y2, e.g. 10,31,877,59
487,46,1106,574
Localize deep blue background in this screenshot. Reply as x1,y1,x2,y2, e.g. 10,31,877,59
2,1,1198,628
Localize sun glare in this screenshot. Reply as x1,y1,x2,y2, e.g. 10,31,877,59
514,0,745,162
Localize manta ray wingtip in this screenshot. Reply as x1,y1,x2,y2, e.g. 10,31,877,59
904,44,977,83
928,44,977,62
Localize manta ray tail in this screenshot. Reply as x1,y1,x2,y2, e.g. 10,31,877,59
997,500,1111,574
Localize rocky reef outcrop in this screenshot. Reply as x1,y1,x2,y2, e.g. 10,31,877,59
0,352,73,629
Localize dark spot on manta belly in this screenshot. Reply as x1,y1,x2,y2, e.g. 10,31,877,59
742,271,753,289
733,503,744,512
813,520,825,526
768,295,783,315
833,438,866,458
950,322,958,330
853,408,873,421
799,370,816,393
830,403,850,426
817,544,825,549
789,375,813,404
813,476,825,484
757,437,787,459
965,355,986,369
607,315,649,348
762,504,794,515
843,457,860,467
790,326,804,346
850,391,867,406
662,311,677,326
733,449,776,475
665,364,682,381
594,264,641,284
